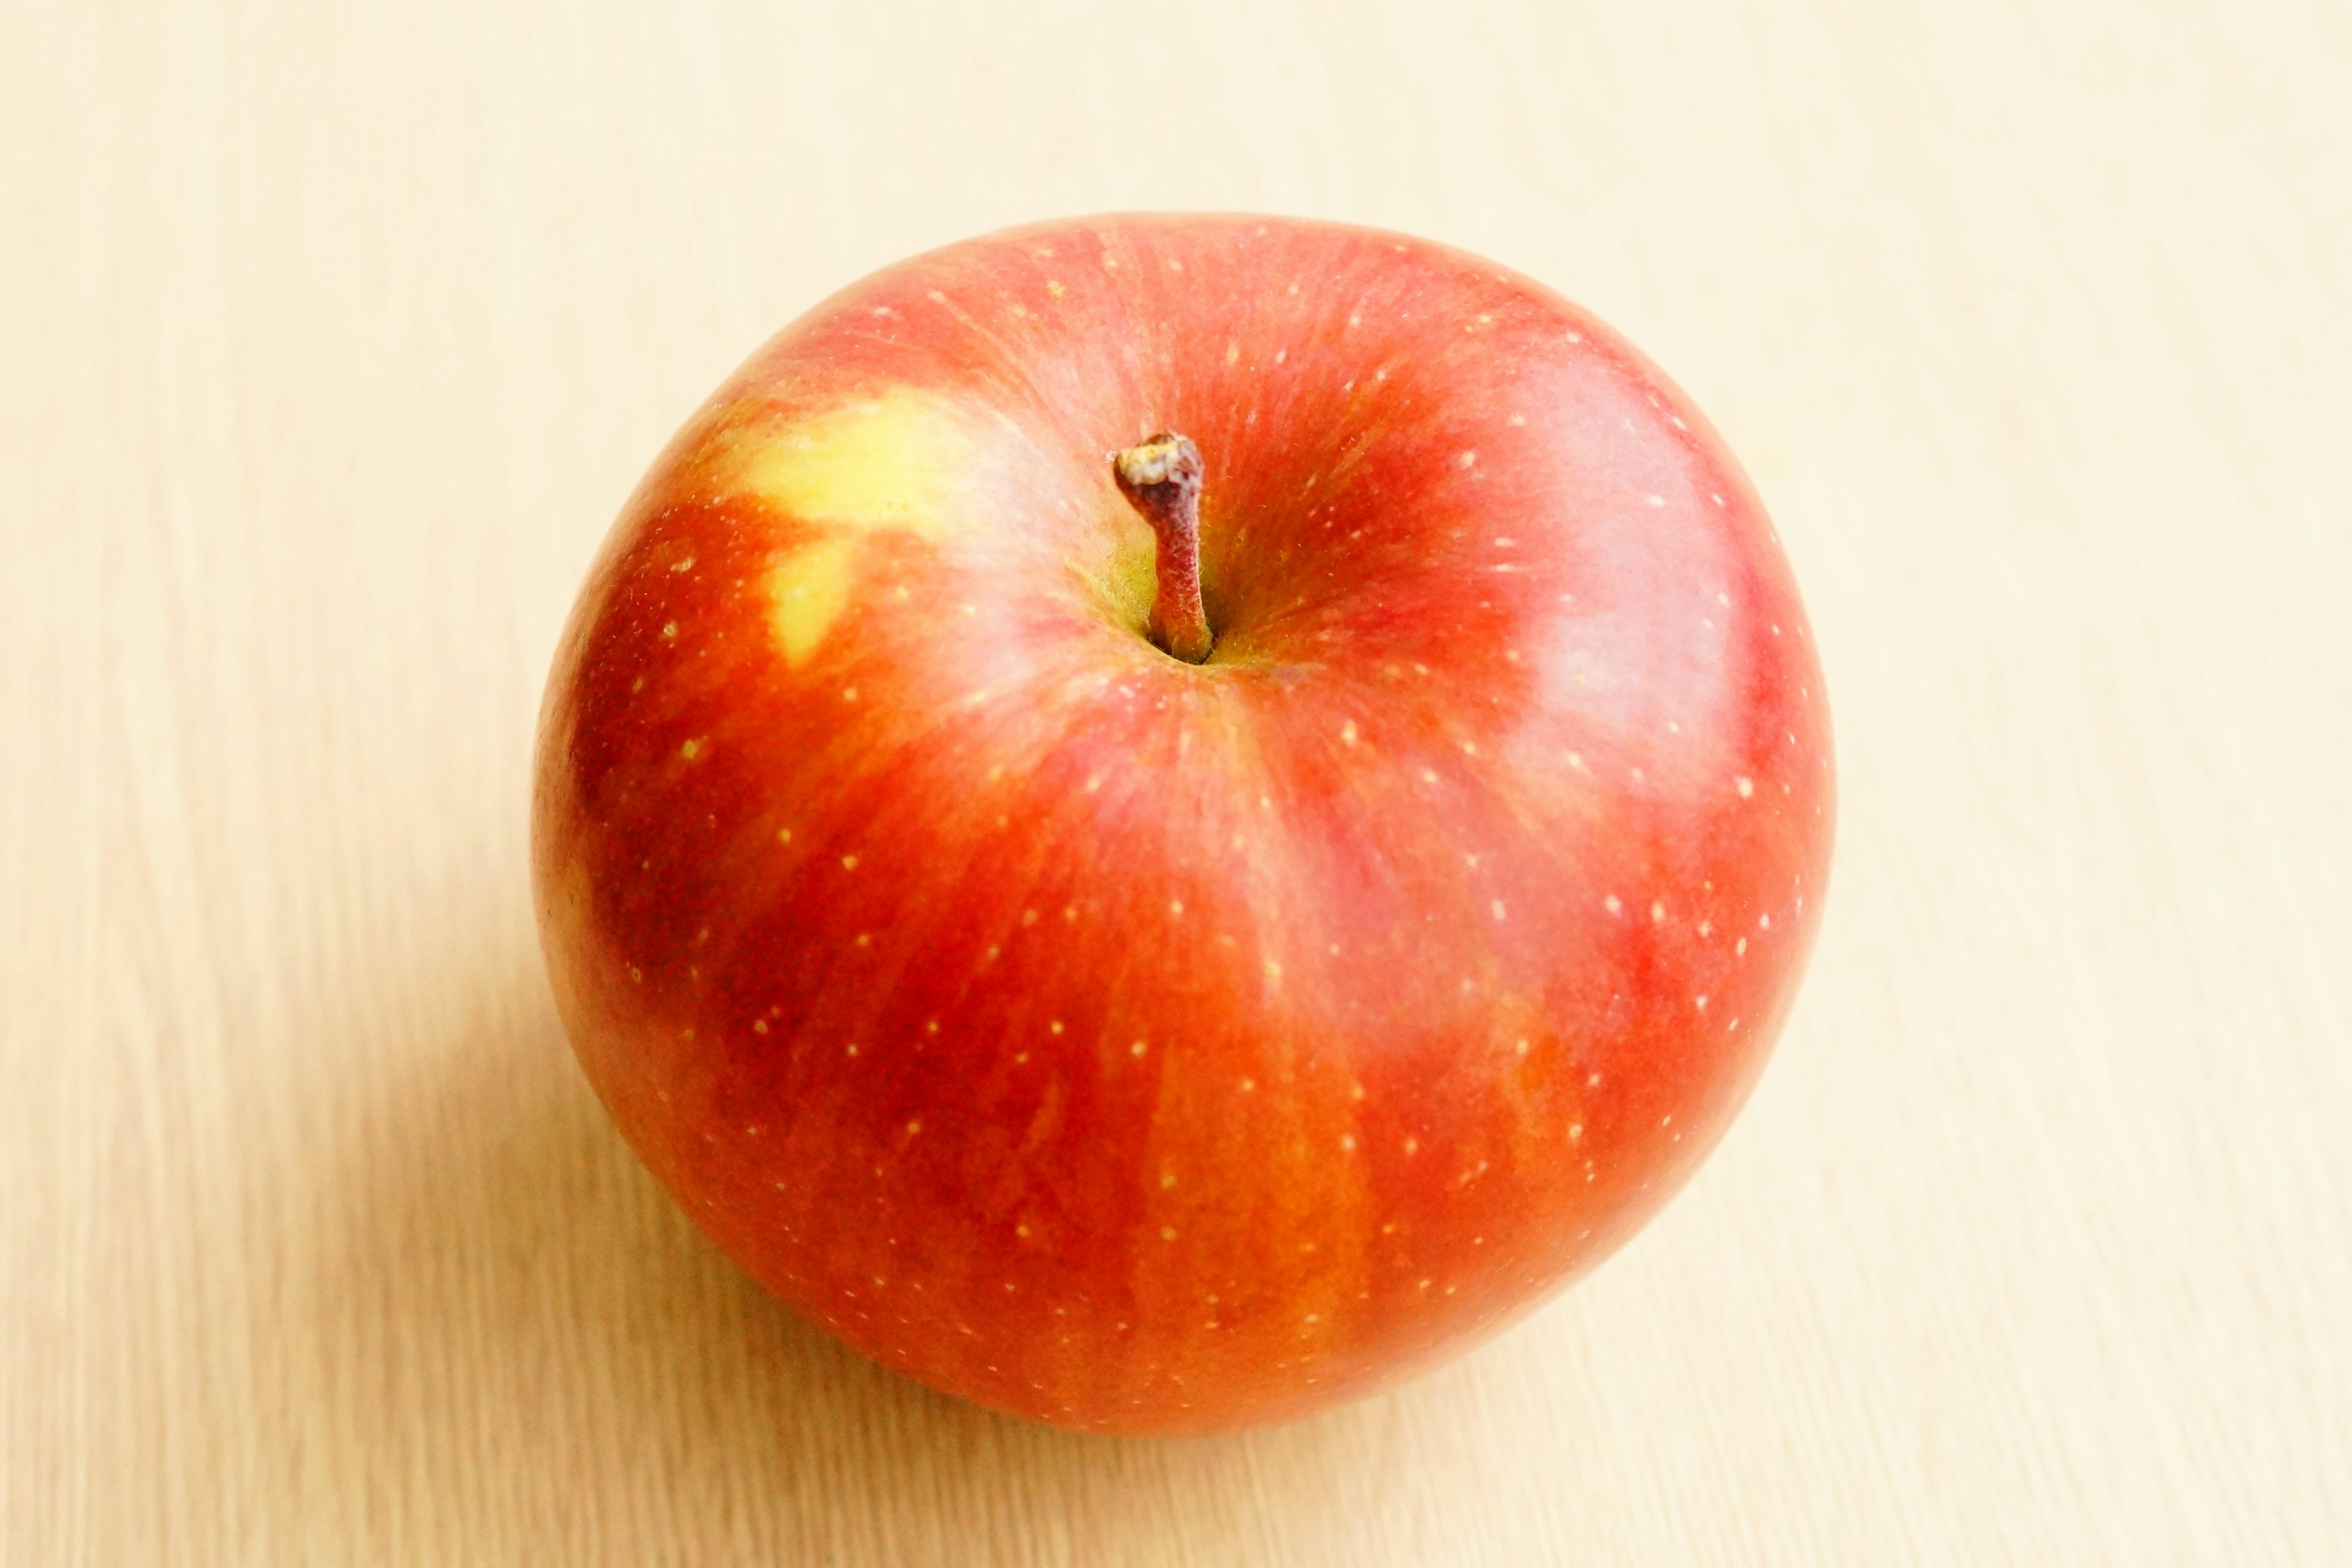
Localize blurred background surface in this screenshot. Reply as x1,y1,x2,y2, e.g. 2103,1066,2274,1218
4,1,2347,1562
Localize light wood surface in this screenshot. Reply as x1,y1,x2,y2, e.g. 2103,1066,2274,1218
7,1,2348,1562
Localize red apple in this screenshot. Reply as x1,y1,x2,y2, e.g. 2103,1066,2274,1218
533,214,1833,1433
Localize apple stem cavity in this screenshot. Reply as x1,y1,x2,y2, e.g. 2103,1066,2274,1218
1113,432,1214,664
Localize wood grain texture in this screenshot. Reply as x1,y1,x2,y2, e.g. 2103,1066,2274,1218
4,0,2346,1562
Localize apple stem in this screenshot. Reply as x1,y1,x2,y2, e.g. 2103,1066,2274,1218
1113,432,1214,664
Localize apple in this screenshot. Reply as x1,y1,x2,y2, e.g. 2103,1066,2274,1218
533,214,1833,1433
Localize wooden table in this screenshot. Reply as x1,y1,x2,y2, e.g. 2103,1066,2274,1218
7,2,2346,1561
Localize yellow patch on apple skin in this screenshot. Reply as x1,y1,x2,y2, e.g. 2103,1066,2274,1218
708,386,973,537
1081,528,1160,630
693,387,980,666
769,535,862,668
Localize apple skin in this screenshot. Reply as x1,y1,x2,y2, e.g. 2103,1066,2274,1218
533,214,1832,1434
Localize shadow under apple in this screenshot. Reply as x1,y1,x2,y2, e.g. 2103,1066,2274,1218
291,904,1407,1566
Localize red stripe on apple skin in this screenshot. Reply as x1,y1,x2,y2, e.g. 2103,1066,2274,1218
532,214,1833,1433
